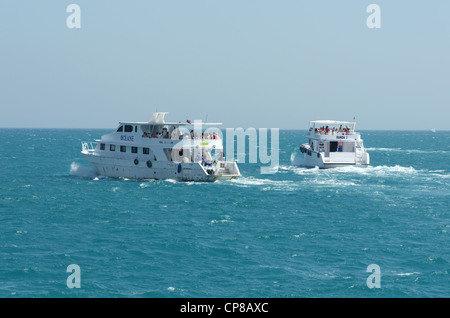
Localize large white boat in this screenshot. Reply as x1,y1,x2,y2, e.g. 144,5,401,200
292,120,370,168
81,112,241,181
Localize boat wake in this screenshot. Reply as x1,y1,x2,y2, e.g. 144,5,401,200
366,147,449,154
217,176,297,191
281,164,418,176
228,177,294,187
282,163,449,181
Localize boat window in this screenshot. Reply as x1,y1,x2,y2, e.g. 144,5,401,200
120,145,126,152
110,144,116,151
100,143,105,150
143,147,150,155
131,146,138,154
117,126,123,132
125,125,133,133
135,126,137,133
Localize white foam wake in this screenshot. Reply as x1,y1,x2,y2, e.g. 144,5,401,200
229,177,293,187
290,152,305,167
366,147,449,154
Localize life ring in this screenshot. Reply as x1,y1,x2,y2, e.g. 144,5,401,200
134,159,139,165
177,163,182,173
146,160,152,168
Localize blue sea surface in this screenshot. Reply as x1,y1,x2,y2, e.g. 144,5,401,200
0,129,449,297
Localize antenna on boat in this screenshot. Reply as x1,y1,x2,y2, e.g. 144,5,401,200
205,114,208,123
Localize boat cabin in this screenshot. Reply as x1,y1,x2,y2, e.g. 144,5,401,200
305,120,365,160
95,112,225,164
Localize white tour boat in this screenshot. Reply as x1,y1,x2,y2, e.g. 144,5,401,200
81,112,241,181
292,120,370,168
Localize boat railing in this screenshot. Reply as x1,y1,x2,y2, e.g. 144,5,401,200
309,130,356,136
81,142,96,154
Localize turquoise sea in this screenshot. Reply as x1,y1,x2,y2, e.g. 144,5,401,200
0,129,449,297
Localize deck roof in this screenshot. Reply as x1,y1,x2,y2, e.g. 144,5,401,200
310,120,354,125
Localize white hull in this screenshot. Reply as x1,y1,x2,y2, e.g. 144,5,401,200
292,150,369,169
82,153,239,182
291,144,370,169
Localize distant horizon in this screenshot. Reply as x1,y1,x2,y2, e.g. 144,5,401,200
0,126,447,132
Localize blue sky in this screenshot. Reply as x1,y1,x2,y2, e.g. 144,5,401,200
0,1,449,129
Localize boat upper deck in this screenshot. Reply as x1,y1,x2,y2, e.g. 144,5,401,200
98,112,225,148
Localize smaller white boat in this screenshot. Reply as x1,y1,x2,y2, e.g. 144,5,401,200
292,120,370,168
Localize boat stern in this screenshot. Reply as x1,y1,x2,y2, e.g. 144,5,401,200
212,160,241,180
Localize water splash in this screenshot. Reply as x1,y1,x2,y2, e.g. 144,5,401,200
290,151,305,167
69,162,98,178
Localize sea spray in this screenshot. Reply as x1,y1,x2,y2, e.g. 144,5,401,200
69,162,98,178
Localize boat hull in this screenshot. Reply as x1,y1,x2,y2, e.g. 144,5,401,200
291,147,370,169
82,153,240,182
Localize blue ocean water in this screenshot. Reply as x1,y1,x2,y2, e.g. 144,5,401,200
0,129,449,297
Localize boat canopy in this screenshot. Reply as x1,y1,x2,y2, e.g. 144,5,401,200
309,120,356,130
310,120,353,125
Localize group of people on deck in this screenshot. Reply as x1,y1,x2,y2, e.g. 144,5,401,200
142,128,221,140
313,125,352,135
142,127,170,139
142,132,170,139
182,130,221,140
